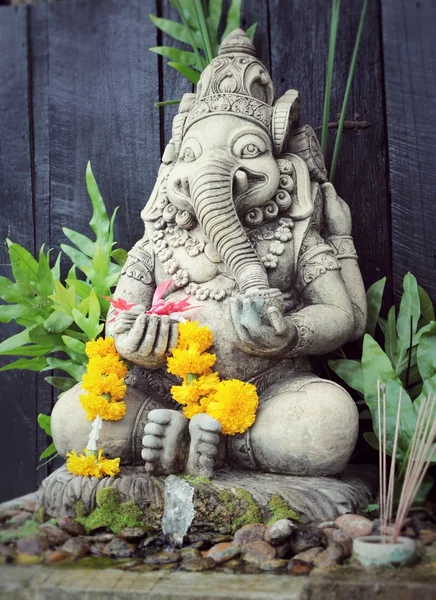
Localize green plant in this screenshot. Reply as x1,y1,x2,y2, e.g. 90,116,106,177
150,0,256,105
0,162,126,459
330,273,436,474
322,0,368,182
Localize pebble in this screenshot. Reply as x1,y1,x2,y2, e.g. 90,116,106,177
293,546,324,563
57,518,87,537
274,540,293,559
286,559,312,575
420,529,436,545
242,540,276,565
89,543,107,556
8,511,33,526
144,550,181,565
0,509,20,522
44,550,74,564
207,542,241,564
39,524,70,545
182,557,216,571
16,533,48,556
258,558,288,571
264,519,295,546
330,529,352,557
0,543,16,562
15,553,43,565
118,527,148,542
317,521,336,530
289,525,327,555
313,542,344,568
212,535,233,544
89,533,114,543
335,514,373,539
61,536,90,558
180,547,202,561
104,538,136,558
233,524,267,547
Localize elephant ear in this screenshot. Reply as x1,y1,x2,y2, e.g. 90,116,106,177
279,153,314,221
288,125,328,183
271,89,299,156
172,93,196,157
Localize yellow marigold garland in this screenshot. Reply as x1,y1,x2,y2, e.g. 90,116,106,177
66,337,127,479
168,321,259,435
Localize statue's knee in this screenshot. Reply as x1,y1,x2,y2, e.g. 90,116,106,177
51,383,162,465
249,379,358,476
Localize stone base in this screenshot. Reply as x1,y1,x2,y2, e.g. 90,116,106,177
37,464,377,530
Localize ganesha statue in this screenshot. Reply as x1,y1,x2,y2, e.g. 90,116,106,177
51,30,367,483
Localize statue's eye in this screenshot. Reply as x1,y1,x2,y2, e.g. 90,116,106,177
241,143,261,158
182,147,196,163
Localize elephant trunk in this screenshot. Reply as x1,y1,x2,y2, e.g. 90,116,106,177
190,155,269,293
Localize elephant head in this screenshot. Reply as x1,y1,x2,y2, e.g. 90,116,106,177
144,30,324,294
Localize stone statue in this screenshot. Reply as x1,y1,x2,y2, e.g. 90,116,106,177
52,30,367,484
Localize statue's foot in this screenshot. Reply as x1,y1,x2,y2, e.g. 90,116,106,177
186,414,221,479
142,409,189,475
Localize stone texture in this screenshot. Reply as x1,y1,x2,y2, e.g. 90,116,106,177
57,517,86,537
61,537,90,558
44,550,73,564
313,543,345,568
264,519,294,546
8,511,33,525
234,524,267,547
242,540,277,565
335,514,373,539
104,538,136,558
118,527,149,542
207,542,241,564
289,525,327,555
293,546,324,563
287,559,313,575
39,524,70,545
16,534,48,556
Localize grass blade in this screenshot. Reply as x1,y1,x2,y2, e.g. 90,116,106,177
321,0,341,156
171,0,206,69
222,0,242,41
193,0,214,63
168,62,201,84
154,99,182,107
329,0,368,183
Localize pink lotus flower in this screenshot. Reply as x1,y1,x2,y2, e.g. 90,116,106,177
104,280,198,322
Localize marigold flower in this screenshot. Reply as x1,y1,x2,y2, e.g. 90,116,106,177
182,403,205,419
80,393,127,421
206,379,258,435
85,337,118,359
66,449,120,478
177,321,214,353
167,347,216,379
171,382,202,406
82,372,126,402
86,354,128,380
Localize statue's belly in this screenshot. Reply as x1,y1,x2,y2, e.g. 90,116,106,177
167,293,279,381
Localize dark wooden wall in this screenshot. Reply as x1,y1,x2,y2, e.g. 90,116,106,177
0,0,434,501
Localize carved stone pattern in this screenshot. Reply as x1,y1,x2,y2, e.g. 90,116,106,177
297,250,341,290
121,240,154,285
288,313,315,355
327,235,358,260
184,94,273,133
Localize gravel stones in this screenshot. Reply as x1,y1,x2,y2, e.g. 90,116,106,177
104,538,136,558
118,527,148,542
39,524,70,546
57,517,86,537
289,525,327,555
286,559,312,575
242,540,276,565
61,536,90,558
8,512,33,526
335,514,373,539
16,534,48,556
293,546,324,563
182,557,216,571
207,542,241,564
44,550,73,564
144,550,181,565
233,524,266,547
313,542,345,568
264,519,295,546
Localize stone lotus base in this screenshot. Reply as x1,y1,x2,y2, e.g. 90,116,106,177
37,464,377,531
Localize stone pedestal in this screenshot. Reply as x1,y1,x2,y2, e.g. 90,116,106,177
37,464,377,532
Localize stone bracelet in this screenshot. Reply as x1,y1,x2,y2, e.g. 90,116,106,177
327,235,358,260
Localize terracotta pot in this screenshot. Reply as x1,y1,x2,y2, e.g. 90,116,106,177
352,535,416,567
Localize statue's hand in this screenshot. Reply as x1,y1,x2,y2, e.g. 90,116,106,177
322,182,352,237
229,293,297,356
113,305,179,369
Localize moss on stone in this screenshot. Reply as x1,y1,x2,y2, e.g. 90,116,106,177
231,488,262,529
182,475,211,486
35,506,45,524
267,494,300,525
219,489,236,513
75,487,145,534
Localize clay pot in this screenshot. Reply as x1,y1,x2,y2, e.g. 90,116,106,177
352,535,416,567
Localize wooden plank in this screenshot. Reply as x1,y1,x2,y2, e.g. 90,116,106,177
28,1,55,484
382,0,436,300
268,0,392,297
0,5,38,501
47,0,161,255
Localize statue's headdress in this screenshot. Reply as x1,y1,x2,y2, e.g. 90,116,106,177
175,29,299,156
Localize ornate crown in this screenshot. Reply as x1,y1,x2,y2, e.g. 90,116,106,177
184,29,275,134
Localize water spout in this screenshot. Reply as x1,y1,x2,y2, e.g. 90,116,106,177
161,475,195,548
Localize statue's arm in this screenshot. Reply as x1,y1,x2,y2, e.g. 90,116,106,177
322,183,367,340
105,231,156,338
